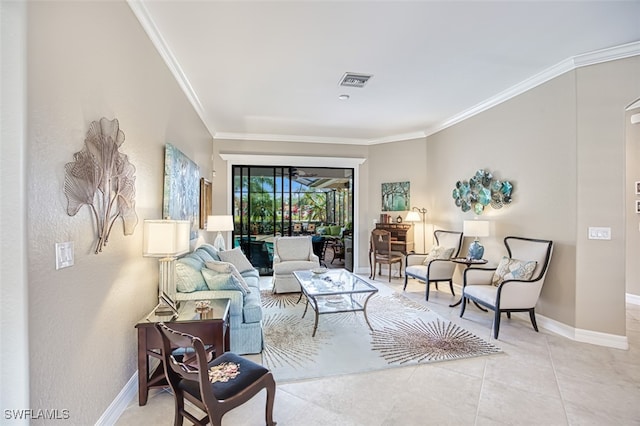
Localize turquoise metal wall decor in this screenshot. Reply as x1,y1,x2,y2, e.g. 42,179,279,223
452,169,513,215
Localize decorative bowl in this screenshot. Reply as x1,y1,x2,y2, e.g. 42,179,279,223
311,267,328,275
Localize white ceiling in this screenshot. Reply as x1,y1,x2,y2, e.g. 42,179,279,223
131,1,640,145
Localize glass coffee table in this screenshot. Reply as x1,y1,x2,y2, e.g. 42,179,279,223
293,269,378,337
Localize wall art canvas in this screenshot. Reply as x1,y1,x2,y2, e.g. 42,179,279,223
163,143,200,239
381,181,410,211
199,178,212,229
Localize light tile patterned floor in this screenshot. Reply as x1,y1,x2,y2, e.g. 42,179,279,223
117,274,640,425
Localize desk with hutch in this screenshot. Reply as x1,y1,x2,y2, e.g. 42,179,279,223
374,222,414,254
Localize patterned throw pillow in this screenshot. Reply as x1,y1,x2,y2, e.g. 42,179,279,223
491,256,538,286
205,260,251,293
218,247,255,273
422,246,455,265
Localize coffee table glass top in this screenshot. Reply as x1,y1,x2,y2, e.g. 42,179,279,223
293,269,377,297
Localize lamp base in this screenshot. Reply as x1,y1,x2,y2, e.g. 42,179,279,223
213,231,226,251
467,240,485,260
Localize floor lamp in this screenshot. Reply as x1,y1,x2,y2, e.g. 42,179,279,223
405,207,427,252
143,219,191,316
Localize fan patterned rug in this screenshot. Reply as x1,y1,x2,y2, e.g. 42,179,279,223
260,281,501,382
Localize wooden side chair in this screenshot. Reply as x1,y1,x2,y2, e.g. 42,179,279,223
156,323,276,426
371,229,404,282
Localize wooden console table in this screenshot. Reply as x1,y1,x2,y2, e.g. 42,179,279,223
135,298,230,406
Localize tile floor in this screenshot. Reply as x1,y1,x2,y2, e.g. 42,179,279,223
116,274,640,426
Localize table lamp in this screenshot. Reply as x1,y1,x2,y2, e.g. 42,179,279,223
463,219,489,260
143,219,190,316
207,215,234,251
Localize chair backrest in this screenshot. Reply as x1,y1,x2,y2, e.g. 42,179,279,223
307,223,316,233
371,229,392,256
156,322,216,406
434,230,464,257
274,236,313,261
504,236,553,282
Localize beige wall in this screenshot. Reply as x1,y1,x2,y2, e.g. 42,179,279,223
426,72,579,327
425,57,640,336
25,2,213,423
626,101,640,297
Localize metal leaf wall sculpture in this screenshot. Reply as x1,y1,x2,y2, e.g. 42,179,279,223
451,169,514,215
64,117,138,253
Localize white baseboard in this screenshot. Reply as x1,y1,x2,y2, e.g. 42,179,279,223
627,293,640,305
95,371,138,426
513,312,629,350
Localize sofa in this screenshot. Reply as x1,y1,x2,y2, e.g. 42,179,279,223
174,244,263,355
272,236,320,293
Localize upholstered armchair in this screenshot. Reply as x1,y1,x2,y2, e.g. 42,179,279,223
460,236,553,339
272,236,320,293
404,230,463,301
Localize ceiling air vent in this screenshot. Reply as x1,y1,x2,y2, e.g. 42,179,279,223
339,72,373,88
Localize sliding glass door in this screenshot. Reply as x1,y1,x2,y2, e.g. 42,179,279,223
232,165,353,274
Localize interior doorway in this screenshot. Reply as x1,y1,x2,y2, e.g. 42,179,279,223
231,165,354,274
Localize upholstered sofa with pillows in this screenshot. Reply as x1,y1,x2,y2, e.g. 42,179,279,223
174,244,263,355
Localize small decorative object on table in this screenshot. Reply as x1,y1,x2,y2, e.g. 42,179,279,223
311,267,328,275
195,300,211,312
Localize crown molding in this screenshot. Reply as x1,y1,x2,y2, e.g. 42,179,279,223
425,41,640,137
129,6,639,146
213,132,371,145
127,1,215,138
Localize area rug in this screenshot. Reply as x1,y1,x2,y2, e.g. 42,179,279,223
260,280,501,382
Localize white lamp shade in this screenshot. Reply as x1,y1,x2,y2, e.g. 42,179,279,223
405,211,421,222
143,220,190,257
463,220,490,238
206,215,234,232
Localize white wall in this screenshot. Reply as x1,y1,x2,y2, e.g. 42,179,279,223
25,2,213,423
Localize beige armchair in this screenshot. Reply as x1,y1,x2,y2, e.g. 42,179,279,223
404,230,463,301
460,236,553,339
272,236,320,293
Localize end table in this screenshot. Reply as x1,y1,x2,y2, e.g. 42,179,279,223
449,258,488,308
135,298,230,406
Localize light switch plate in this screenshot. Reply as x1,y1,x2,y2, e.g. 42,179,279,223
588,227,611,240
55,242,74,269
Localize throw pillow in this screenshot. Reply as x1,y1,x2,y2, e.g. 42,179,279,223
205,260,251,293
197,243,221,261
218,247,254,273
175,257,208,292
192,247,215,263
201,268,248,296
491,256,538,286
422,246,456,265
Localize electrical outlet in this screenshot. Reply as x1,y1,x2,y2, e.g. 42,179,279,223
588,227,611,240
55,242,74,269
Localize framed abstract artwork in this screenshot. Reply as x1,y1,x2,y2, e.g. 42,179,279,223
163,143,200,239
381,181,410,211
199,178,212,229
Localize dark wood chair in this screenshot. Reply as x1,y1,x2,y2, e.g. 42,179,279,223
371,229,404,282
156,323,276,426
